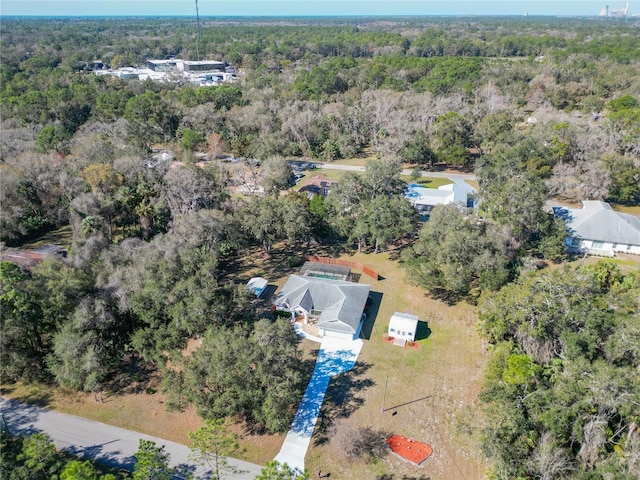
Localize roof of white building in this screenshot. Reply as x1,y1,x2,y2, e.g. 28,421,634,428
247,277,268,298
95,58,235,86
404,183,467,207
390,312,419,330
555,201,640,246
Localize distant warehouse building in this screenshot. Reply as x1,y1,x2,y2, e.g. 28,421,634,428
96,58,236,86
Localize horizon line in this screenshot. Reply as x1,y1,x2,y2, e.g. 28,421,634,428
2,13,620,18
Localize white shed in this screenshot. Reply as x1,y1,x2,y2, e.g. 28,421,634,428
247,277,268,299
388,312,419,344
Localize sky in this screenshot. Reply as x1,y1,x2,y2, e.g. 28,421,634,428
1,0,638,17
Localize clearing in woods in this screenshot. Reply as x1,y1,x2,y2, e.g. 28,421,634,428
1,244,487,478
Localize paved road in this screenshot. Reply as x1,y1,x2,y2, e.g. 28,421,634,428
0,397,263,479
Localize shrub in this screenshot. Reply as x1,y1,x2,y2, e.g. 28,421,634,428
287,255,302,268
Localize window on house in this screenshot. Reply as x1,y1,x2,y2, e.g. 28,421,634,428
592,241,604,249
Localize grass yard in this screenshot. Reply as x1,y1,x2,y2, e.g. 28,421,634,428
302,250,487,480
0,377,285,465
19,225,73,250
295,169,461,192
613,204,640,216
566,252,640,272
465,179,479,191
225,245,487,479
1,380,203,447
400,175,453,189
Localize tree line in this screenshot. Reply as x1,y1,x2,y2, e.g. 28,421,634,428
477,262,640,479
2,17,639,230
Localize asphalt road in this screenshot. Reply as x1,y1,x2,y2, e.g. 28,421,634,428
0,397,263,479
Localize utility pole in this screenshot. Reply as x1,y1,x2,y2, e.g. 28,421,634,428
195,0,202,60
381,375,388,413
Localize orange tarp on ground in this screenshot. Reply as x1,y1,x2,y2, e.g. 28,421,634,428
386,435,433,465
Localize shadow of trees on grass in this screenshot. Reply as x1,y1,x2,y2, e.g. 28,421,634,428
103,355,159,396
11,390,53,409
219,241,353,286
312,361,375,446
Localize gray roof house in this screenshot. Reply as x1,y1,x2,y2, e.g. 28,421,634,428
554,201,640,257
274,275,370,340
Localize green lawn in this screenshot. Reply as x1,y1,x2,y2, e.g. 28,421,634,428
19,225,73,249
401,175,453,189
613,204,640,216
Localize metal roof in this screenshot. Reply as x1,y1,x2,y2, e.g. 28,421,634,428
390,312,419,330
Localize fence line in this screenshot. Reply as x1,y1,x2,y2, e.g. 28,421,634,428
303,255,380,280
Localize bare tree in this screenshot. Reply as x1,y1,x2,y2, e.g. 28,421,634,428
329,419,390,464
578,417,607,468
530,432,574,480
626,425,640,478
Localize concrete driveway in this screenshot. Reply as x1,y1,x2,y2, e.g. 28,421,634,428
274,337,363,472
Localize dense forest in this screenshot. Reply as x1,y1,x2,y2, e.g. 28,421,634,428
1,16,639,479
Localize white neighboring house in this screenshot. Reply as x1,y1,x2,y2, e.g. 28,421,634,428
404,183,469,214
388,312,419,346
236,184,265,196
274,275,370,340
554,201,640,257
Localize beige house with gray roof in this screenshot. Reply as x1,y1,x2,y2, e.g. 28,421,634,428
274,275,370,340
